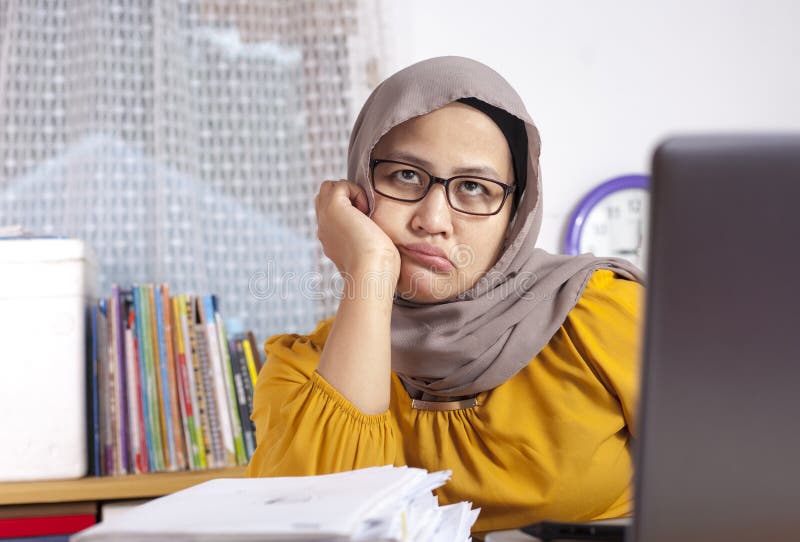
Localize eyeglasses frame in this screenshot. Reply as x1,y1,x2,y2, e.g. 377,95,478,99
368,158,516,217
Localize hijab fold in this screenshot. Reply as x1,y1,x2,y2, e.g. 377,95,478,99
347,56,645,400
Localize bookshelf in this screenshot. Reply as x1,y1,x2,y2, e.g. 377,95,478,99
0,466,247,506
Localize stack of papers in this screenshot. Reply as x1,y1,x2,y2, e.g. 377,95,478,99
71,466,479,541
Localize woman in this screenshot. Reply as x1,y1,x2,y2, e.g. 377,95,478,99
247,56,645,534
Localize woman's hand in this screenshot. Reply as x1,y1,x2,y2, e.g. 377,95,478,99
315,180,400,280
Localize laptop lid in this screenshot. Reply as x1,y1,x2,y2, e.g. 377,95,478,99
633,135,800,542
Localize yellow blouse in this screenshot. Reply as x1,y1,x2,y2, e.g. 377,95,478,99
247,269,643,533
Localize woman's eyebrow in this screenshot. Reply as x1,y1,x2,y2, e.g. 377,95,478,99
385,151,502,180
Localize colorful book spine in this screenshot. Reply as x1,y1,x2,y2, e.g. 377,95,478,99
143,285,167,471
96,299,111,475
107,295,122,474
193,298,225,467
170,294,196,470
109,296,120,474
133,286,158,471
180,295,207,469
87,305,100,476
200,296,236,466
153,286,177,470
246,331,263,375
185,296,212,469
130,307,150,473
162,284,187,470
237,336,258,456
230,337,256,459
135,317,150,472
132,288,149,470
213,305,246,466
111,285,129,474
124,303,147,474
242,338,259,388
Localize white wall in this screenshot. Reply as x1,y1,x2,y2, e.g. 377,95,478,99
375,0,800,253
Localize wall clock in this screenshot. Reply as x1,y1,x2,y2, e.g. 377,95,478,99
563,174,650,271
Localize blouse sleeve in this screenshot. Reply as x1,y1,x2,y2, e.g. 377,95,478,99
246,318,400,478
563,269,644,436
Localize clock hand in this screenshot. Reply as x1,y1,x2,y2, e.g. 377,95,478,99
636,218,643,250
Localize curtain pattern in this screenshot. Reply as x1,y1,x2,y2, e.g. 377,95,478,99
0,0,380,337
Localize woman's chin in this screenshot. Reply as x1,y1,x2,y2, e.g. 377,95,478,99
395,267,461,304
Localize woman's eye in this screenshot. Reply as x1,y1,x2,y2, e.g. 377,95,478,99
459,180,487,195
393,170,420,183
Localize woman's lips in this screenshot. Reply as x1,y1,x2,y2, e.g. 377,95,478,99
400,244,455,272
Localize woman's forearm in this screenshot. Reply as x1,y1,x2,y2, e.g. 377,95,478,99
317,264,396,414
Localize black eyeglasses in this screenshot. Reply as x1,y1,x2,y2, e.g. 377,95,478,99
369,158,515,216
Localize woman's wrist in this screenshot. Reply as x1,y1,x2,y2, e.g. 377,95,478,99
342,265,398,305
348,248,400,276
343,250,400,301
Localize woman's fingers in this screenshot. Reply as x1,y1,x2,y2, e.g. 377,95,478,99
317,180,369,215
343,181,370,215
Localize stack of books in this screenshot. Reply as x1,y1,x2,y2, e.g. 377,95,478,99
88,284,262,475
71,466,479,541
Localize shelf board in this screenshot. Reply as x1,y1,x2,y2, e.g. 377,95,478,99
0,466,247,506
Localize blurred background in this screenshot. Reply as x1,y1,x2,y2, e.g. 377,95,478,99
2,0,799,340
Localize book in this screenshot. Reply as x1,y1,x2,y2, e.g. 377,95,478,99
111,285,129,474
245,331,262,375
144,285,167,470
212,305,246,465
235,339,257,457
171,294,198,470
241,335,258,388
190,297,222,467
130,309,150,473
96,299,111,475
86,305,100,477
133,286,159,471
198,296,235,466
152,285,175,470
179,295,208,469
161,285,187,470
105,295,121,475
228,336,255,459
123,306,146,474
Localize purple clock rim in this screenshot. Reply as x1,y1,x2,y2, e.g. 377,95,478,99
562,174,650,255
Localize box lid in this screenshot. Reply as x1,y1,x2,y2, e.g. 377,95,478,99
0,238,96,264
0,238,98,298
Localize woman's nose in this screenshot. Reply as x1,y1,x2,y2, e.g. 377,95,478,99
411,184,453,236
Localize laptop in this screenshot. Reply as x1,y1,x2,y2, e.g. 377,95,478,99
634,134,800,542
488,135,800,542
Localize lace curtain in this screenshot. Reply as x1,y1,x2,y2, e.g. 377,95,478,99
0,0,382,338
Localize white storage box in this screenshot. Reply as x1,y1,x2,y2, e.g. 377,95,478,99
0,238,97,481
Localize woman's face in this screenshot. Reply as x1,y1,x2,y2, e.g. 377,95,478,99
370,101,516,303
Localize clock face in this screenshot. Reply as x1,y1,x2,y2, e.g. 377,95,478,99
564,175,650,271
579,187,649,269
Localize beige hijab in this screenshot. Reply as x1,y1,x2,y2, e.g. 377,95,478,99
347,56,644,399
